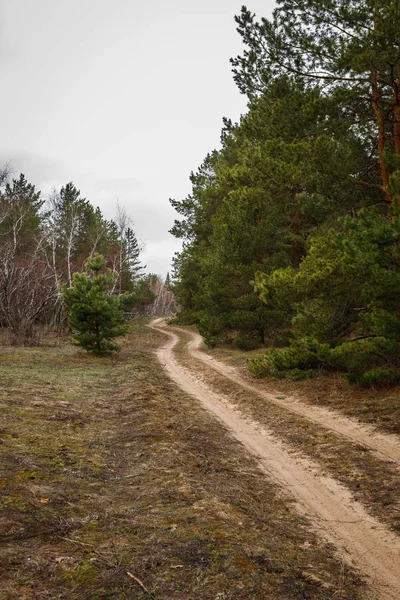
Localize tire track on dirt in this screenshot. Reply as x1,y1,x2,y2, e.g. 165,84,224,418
181,328,400,466
152,320,400,600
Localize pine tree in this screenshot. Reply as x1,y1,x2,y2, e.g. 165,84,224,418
232,1,400,204
0,173,43,252
169,76,367,345
125,227,144,279
61,254,133,356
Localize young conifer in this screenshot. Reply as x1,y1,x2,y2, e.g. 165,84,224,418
61,253,133,355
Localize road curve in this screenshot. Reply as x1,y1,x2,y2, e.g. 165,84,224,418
151,319,400,600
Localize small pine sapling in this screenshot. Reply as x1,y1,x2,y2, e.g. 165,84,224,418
61,253,134,355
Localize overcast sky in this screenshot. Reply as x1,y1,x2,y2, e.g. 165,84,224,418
1,0,275,277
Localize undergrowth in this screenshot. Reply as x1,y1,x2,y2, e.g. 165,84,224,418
248,336,400,386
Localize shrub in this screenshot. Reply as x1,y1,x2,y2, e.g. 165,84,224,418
233,333,261,351
329,337,400,371
286,368,316,381
248,334,400,386
248,337,331,378
346,367,400,387
61,254,134,356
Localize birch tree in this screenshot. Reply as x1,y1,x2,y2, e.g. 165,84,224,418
0,175,57,342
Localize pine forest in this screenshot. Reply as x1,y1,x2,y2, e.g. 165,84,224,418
170,0,400,386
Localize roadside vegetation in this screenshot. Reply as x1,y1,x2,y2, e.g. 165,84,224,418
208,341,400,436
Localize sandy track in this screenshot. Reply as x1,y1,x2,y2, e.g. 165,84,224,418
151,320,400,600
182,329,400,466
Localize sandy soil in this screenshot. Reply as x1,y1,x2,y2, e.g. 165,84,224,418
151,320,400,600
187,330,400,466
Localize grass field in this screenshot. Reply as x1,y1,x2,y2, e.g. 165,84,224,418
0,320,366,599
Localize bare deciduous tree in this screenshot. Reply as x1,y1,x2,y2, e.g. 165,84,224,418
0,172,57,342
0,234,58,343
0,162,11,189
144,276,177,316
113,199,132,293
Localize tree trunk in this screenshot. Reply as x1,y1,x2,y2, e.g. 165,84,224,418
371,69,392,204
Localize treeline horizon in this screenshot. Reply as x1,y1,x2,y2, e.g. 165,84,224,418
170,0,400,386
0,168,162,344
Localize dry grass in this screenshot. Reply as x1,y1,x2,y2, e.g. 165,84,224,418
0,320,365,599
207,346,400,435
170,329,400,535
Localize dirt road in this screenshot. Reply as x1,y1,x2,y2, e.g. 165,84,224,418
187,330,400,464
151,320,400,600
